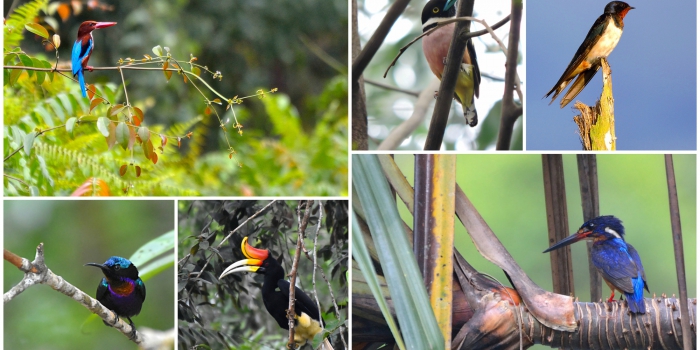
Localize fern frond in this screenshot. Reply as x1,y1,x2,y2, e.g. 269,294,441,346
4,0,49,51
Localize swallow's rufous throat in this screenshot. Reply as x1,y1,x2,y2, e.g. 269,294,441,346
421,0,481,126
545,1,634,108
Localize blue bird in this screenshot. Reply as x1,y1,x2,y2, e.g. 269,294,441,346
85,256,146,338
71,21,116,98
543,215,649,313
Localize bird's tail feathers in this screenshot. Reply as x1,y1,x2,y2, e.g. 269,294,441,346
463,103,478,127
626,276,646,314
77,70,87,97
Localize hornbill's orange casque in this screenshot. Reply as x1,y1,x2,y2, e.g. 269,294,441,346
218,237,324,347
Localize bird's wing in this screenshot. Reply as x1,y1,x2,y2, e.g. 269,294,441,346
545,14,609,99
465,38,480,98
626,243,649,292
135,278,146,301
96,278,110,300
277,280,322,325
71,40,84,76
591,243,640,294
558,65,599,108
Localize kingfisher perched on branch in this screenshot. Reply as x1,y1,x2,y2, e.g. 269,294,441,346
71,21,116,97
421,0,481,126
85,256,146,338
543,215,648,313
219,237,326,347
545,2,634,108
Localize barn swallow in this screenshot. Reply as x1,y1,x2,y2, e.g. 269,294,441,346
421,0,481,126
545,2,634,108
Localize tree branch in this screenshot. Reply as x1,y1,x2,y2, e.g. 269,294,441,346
287,200,314,349
4,243,144,344
351,0,411,83
496,0,523,150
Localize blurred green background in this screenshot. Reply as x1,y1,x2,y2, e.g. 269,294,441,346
4,0,347,196
4,200,174,349
394,154,696,349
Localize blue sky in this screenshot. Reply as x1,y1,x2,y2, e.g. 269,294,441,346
526,1,696,150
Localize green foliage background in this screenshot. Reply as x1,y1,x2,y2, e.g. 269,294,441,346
4,200,175,350
3,0,348,196
394,154,696,349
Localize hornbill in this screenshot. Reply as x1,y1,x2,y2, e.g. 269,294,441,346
219,237,327,348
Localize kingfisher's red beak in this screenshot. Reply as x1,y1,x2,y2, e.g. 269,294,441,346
94,22,117,29
543,228,593,253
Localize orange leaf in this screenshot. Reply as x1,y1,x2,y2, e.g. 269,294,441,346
133,106,144,124
135,166,141,177
177,137,182,148
204,106,211,115
143,139,154,160
57,4,71,21
71,177,110,196
87,84,96,99
119,164,127,176
90,98,104,112
151,152,158,164
160,134,167,147
106,121,117,149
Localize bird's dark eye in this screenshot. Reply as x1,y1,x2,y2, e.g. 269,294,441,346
114,265,121,270
432,7,439,13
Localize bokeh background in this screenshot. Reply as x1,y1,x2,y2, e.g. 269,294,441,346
4,0,347,196
526,1,696,150
4,200,175,349
394,154,696,349
356,0,524,150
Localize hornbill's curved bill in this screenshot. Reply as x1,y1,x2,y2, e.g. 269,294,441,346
219,237,324,347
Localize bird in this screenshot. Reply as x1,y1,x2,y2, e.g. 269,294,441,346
543,215,648,313
71,21,117,98
545,2,634,108
421,0,481,127
219,237,326,348
85,256,146,338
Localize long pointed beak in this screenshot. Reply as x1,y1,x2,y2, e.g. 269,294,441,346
543,229,591,253
219,258,264,279
85,262,105,268
94,22,117,29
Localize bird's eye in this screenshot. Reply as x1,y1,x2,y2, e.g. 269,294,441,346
432,7,439,13
114,265,121,270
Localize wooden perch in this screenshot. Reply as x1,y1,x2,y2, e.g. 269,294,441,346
573,58,616,151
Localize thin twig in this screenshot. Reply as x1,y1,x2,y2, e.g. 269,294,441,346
287,201,314,349
382,15,511,78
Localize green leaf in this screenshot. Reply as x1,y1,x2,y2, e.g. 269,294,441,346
66,117,77,135
152,45,163,57
31,57,45,84
18,54,34,78
116,122,129,150
352,213,406,350
138,126,150,142
129,230,174,267
23,132,36,156
96,117,110,137
353,154,444,349
25,23,48,39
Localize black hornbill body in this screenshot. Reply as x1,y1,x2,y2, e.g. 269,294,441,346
219,237,323,346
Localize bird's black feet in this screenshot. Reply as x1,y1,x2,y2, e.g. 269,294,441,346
126,317,137,341
102,310,120,327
